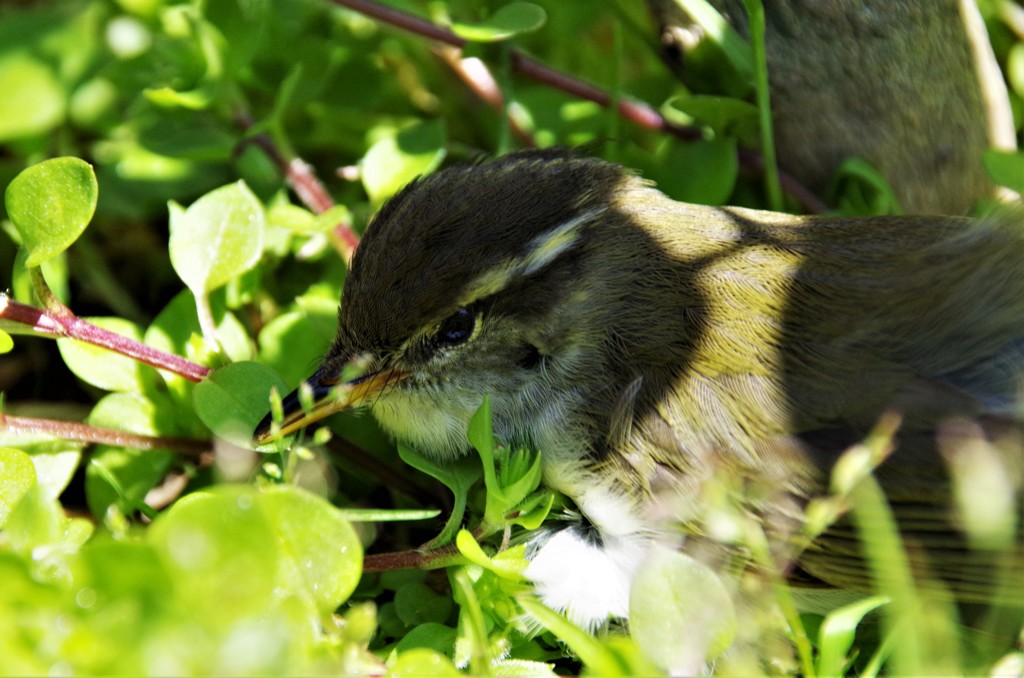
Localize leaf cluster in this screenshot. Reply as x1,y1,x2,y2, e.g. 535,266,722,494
0,0,1022,675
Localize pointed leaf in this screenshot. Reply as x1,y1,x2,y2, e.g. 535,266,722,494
193,361,288,447
168,180,266,294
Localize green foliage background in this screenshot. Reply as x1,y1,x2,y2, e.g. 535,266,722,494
0,0,1022,675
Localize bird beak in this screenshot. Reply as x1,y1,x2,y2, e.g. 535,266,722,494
252,363,406,445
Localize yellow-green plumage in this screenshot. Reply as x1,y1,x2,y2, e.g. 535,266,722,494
260,149,1024,625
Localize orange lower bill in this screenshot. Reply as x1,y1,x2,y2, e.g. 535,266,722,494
253,367,407,445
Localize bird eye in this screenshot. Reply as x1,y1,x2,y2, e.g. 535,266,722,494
434,306,477,347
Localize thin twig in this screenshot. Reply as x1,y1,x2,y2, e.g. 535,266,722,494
435,46,537,148
363,543,463,572
236,114,360,264
0,294,211,382
1,414,210,458
328,0,828,213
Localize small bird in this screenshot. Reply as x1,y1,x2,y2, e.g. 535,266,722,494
255,149,1024,629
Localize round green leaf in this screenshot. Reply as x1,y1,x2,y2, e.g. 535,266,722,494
256,295,338,387
390,649,461,678
5,157,98,267
451,3,547,42
395,623,457,658
629,546,737,673
394,583,454,626
361,121,446,204
148,486,283,626
0,447,37,527
148,485,361,627
56,317,150,392
168,180,266,294
28,448,81,501
260,485,363,614
653,137,738,206
0,329,12,353
192,361,288,447
85,392,175,518
0,53,65,141
983,149,1024,194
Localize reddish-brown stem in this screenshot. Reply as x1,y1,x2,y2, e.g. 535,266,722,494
508,51,703,142
436,47,538,148
1,414,210,457
0,295,210,382
363,544,462,572
284,157,337,215
330,0,699,138
334,0,463,45
237,116,361,263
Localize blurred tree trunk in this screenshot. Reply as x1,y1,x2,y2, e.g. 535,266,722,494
650,0,1016,215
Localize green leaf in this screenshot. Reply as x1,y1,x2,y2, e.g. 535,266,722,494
629,546,737,672
168,180,266,294
266,196,316,234
395,623,458,658
507,490,554,530
147,486,289,626
361,121,446,205
84,392,176,517
389,648,461,677
143,85,215,110
337,507,441,522
0,447,37,528
148,485,361,627
518,597,623,673
816,595,890,677
454,530,527,581
398,443,481,548
5,157,98,267
394,582,455,626
256,294,339,388
983,149,1024,193
260,485,364,614
86,446,170,519
27,447,81,501
192,361,289,447
451,3,547,43
496,447,543,510
137,109,239,161
654,137,738,205
0,52,65,141
492,659,558,677
56,317,151,392
671,0,753,84
466,396,495,460
0,329,12,353
829,156,902,216
664,94,758,140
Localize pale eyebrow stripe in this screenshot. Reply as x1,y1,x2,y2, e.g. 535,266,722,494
522,207,605,276
454,206,605,308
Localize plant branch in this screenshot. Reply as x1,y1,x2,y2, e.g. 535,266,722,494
0,293,211,383
363,543,463,572
435,46,537,148
236,113,360,264
329,0,829,214
1,414,210,458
